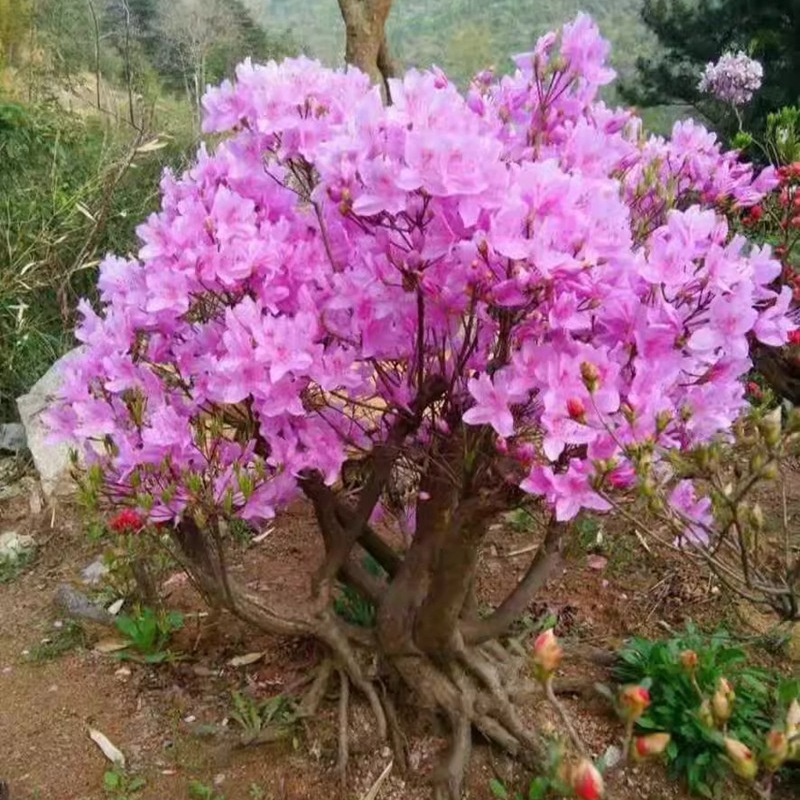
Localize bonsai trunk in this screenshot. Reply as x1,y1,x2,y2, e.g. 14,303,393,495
169,462,567,799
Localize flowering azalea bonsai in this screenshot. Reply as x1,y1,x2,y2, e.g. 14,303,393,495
46,14,793,796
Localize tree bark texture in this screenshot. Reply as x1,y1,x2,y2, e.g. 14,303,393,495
337,0,396,95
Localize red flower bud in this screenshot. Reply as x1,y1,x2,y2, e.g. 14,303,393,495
634,732,671,759
570,759,604,800
789,330,800,346
680,649,699,671
531,628,563,682
712,677,735,725
749,205,763,222
619,684,651,722
567,397,587,422
763,729,788,772
723,737,758,781
109,508,144,534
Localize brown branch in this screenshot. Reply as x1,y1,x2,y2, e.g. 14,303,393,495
303,374,446,601
461,518,566,645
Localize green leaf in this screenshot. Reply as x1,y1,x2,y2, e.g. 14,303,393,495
104,771,121,790
489,778,509,799
528,777,549,800
143,651,169,664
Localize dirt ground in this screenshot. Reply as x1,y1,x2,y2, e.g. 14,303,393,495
0,470,796,800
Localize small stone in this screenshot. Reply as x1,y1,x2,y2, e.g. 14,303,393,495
53,620,63,629
0,423,26,454
184,715,196,724
17,349,87,498
213,773,225,787
0,531,35,562
81,558,109,585
115,667,132,680
381,746,392,759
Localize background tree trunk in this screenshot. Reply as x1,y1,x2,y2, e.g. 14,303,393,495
336,0,395,96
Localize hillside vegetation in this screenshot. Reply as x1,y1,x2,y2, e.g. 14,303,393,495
248,0,654,85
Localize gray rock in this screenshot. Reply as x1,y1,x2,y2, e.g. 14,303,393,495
54,584,113,625
81,557,109,585
16,349,84,498
0,423,26,454
0,532,35,562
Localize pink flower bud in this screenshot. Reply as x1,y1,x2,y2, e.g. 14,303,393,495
634,732,671,760
786,698,800,736
570,759,604,800
763,729,788,772
723,737,758,781
531,628,563,682
580,361,600,392
618,684,651,722
698,699,715,728
712,677,735,725
680,650,698,672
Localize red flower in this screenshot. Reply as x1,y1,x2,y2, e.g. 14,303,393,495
749,205,763,222
789,330,800,346
109,509,144,534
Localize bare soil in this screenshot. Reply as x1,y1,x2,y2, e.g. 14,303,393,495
0,473,794,800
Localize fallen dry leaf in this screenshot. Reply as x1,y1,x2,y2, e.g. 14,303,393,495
94,638,130,654
227,652,265,668
89,728,125,767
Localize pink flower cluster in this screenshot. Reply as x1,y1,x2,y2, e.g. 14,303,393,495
46,15,791,537
698,51,763,106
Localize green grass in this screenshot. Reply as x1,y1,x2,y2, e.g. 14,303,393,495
0,547,36,584
27,620,86,662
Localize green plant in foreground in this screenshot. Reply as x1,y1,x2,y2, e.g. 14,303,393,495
229,691,297,744
248,784,268,800
103,768,145,800
333,553,384,628
188,780,224,800
114,606,184,663
614,624,799,796
489,740,572,799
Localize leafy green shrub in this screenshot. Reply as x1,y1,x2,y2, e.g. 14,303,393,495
614,625,799,796
114,606,183,663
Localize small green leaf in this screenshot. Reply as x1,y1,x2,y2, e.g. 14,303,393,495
103,771,121,790
489,778,509,799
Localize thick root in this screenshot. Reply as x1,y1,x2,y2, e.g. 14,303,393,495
336,669,350,785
